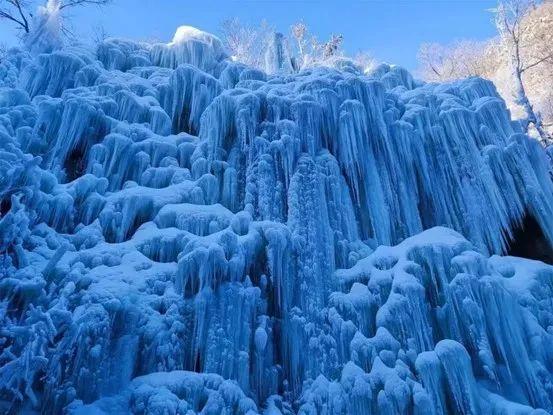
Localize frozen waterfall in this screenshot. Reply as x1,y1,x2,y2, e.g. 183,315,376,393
1,25,553,415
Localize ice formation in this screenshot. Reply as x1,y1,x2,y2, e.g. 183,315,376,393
24,0,63,56
1,24,553,415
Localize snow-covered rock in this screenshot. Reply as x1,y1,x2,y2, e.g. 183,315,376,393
1,25,553,414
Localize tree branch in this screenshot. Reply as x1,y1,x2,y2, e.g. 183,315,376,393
429,63,441,77
0,9,26,28
7,0,30,33
521,53,553,73
0,0,30,33
59,0,111,10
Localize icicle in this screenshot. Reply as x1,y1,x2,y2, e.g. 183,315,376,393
264,32,294,75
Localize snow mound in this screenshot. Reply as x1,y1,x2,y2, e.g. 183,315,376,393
1,26,553,415
171,25,220,47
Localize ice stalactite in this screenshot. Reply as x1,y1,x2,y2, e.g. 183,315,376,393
336,99,390,243
1,25,553,415
288,155,335,315
265,32,294,75
159,65,222,135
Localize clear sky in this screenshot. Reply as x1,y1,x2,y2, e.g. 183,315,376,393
0,0,499,70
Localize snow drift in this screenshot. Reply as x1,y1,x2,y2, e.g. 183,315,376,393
1,25,553,414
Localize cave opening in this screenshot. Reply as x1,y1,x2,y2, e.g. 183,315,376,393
0,197,11,217
64,146,87,182
507,212,553,265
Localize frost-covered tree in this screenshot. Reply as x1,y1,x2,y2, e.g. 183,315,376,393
290,22,308,62
219,18,367,73
290,21,317,68
290,21,345,69
493,0,553,144
323,34,343,59
491,1,553,139
219,18,273,69
417,39,497,82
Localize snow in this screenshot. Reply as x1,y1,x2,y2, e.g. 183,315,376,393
24,0,63,56
1,24,553,414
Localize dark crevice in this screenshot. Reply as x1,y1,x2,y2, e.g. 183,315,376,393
507,213,553,265
0,197,12,216
193,352,202,373
173,107,196,136
64,146,87,182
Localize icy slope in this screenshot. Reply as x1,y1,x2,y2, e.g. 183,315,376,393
1,26,553,414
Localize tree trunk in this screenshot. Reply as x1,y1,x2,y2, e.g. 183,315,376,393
512,49,551,145
514,69,551,145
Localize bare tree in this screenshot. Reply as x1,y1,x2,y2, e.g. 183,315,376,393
494,0,552,144
0,0,32,34
0,0,111,36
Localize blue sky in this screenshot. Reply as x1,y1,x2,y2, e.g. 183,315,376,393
0,0,498,70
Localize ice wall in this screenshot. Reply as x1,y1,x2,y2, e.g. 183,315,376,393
1,26,553,414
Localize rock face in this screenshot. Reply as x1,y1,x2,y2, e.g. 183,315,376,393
1,26,553,415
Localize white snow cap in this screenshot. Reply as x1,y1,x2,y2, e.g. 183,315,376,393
149,25,227,71
171,25,222,46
